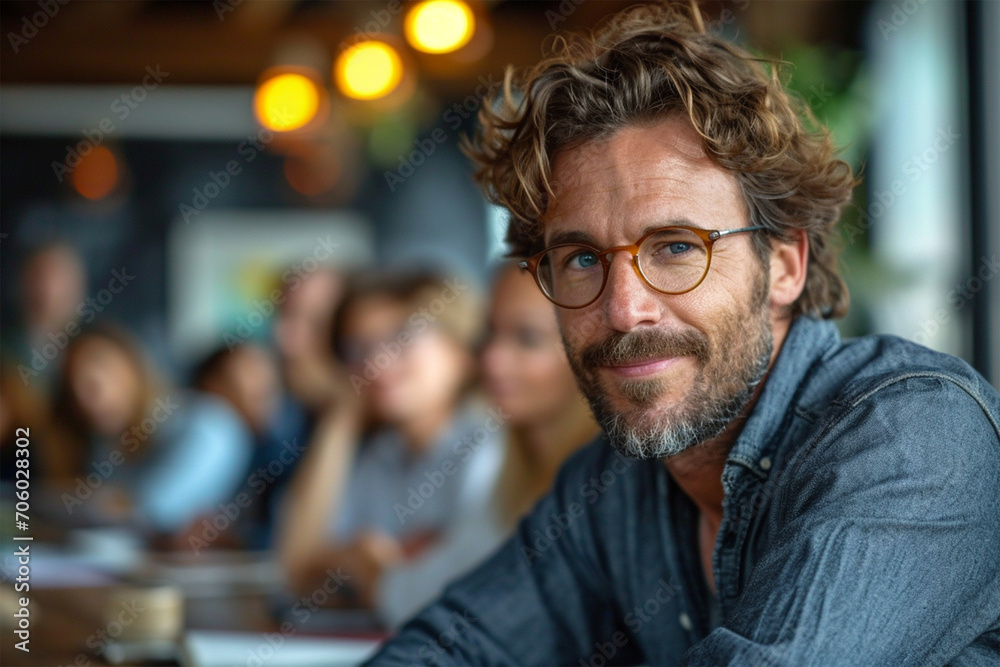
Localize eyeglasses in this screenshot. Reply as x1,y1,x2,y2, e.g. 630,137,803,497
339,322,432,366
518,225,766,309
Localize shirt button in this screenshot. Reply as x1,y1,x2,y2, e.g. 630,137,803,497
760,456,772,471
679,613,693,631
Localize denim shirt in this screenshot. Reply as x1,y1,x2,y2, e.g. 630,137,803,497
367,316,1000,666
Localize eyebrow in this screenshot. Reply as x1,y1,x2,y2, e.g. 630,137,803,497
544,219,708,248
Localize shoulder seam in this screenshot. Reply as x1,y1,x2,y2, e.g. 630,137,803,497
776,371,1000,527
839,371,1000,443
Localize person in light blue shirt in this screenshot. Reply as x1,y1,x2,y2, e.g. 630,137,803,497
367,3,1000,665
53,325,252,538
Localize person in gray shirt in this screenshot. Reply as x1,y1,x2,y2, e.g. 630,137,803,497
278,271,501,611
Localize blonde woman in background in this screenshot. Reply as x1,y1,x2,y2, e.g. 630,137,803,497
51,325,252,538
375,262,599,627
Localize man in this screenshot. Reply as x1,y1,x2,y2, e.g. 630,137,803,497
368,3,1000,665
273,265,345,412
8,242,87,393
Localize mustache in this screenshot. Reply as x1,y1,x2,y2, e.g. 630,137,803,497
580,328,709,369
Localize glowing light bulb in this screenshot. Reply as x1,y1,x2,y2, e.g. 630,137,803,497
254,71,322,132
405,0,475,54
335,41,404,100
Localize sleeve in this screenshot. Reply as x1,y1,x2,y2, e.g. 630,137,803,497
683,375,1000,666
365,444,639,666
133,396,253,531
376,503,508,628
376,439,508,628
328,438,375,542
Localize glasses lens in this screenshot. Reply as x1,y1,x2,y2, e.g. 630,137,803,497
637,228,709,294
537,245,604,307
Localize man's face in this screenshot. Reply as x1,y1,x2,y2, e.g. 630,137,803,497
544,117,775,460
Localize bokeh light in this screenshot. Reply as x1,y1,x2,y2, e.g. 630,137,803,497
405,0,475,54
254,70,323,132
71,145,119,200
335,40,404,100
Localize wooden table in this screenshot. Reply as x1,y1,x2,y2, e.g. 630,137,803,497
1,550,387,666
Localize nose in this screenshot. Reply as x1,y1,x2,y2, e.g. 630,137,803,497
481,338,510,381
600,250,662,332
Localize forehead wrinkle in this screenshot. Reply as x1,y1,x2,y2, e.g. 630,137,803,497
548,172,721,229
554,152,723,200
543,119,744,235
551,166,687,213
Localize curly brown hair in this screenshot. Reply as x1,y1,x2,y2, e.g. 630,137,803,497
464,1,857,319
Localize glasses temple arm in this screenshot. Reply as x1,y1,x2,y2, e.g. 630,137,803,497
709,225,767,240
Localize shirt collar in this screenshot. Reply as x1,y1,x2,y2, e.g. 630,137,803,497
725,316,841,480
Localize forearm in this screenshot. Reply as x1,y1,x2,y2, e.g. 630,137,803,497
277,408,361,582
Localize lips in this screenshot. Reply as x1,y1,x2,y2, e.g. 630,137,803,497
602,356,680,378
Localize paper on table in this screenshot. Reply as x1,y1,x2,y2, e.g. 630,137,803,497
0,548,119,588
140,551,284,597
181,629,381,667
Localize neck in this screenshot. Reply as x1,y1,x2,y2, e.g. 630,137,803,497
664,315,791,524
662,408,750,528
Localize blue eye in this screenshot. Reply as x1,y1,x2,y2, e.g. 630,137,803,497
668,242,692,254
568,250,600,270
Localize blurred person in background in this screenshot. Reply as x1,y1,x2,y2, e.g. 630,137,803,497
273,266,345,415
51,325,252,542
5,242,87,395
193,342,306,548
278,270,501,610
375,262,599,627
195,343,281,437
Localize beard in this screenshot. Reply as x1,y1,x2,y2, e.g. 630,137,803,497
564,274,773,460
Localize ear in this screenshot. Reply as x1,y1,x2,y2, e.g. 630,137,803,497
769,230,809,317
